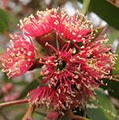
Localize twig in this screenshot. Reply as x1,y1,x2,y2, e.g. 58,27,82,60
0,99,28,108
22,104,36,120
111,77,119,82
113,75,119,78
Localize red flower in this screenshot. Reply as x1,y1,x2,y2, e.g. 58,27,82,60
1,8,115,113
1,34,35,78
19,8,59,38
4,92,20,102
25,8,115,112
54,10,93,43
19,8,93,47
28,87,55,108
1,83,13,94
19,8,60,50
29,37,114,111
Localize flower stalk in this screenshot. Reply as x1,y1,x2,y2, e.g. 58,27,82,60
0,99,28,108
22,104,36,120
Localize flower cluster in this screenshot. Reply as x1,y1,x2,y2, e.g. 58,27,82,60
1,34,35,78
1,8,115,112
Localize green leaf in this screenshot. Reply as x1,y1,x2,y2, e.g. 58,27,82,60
93,26,106,40
62,115,90,120
79,0,119,30
8,12,18,32
87,89,118,120
33,112,45,120
89,0,119,30
107,29,119,45
0,9,9,33
15,113,24,120
82,0,91,15
103,79,119,99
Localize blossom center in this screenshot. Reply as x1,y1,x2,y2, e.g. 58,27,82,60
56,59,66,71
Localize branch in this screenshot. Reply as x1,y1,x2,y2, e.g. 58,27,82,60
22,104,36,120
0,99,28,108
111,77,119,81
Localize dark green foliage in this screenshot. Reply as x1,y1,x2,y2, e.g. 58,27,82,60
87,89,118,120
0,9,9,33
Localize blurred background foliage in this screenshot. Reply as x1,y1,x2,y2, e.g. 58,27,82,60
0,0,119,120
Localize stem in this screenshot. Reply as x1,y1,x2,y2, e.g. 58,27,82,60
0,99,28,108
56,33,60,51
22,104,36,120
111,77,119,81
113,75,119,78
